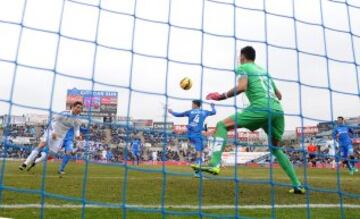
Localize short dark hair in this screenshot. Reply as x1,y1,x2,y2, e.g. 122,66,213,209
337,116,344,120
192,100,201,107
240,46,256,61
71,101,83,109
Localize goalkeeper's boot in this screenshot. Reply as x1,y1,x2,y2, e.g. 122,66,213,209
18,163,27,171
190,163,201,171
289,185,306,194
26,162,36,171
207,166,220,175
349,168,355,175
200,166,220,175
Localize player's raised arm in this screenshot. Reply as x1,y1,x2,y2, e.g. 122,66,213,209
206,74,248,101
168,109,189,117
206,103,217,116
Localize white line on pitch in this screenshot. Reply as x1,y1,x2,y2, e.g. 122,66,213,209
0,204,360,209
3,175,346,181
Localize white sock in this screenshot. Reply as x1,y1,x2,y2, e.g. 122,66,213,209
34,152,47,164
24,148,40,166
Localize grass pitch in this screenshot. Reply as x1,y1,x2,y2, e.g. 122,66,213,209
0,160,359,219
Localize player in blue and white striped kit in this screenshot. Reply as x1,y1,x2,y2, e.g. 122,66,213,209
333,116,358,175
168,100,216,176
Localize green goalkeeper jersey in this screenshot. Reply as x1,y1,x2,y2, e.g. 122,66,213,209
236,63,283,112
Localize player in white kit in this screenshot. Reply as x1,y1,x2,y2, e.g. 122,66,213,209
19,101,83,171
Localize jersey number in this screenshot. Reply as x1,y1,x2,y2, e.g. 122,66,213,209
259,75,276,99
193,115,200,124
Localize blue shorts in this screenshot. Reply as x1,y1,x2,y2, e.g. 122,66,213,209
62,140,74,153
189,135,203,152
42,147,49,153
340,144,353,159
133,151,140,157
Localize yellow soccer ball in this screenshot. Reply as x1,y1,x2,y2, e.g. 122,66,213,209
180,77,192,90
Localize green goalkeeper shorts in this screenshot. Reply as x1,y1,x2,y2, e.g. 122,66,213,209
229,106,284,141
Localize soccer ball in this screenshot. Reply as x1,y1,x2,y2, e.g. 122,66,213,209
180,77,192,90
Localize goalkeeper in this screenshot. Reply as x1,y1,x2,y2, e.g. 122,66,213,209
198,46,305,194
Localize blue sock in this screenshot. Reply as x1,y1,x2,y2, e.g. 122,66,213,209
59,154,71,172
196,157,202,165
345,160,353,171
351,159,357,168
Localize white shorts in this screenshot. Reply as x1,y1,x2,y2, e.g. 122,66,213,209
40,130,64,154
328,150,336,157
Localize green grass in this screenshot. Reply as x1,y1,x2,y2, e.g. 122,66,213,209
0,161,359,219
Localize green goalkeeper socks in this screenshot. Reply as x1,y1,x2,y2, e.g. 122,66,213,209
209,121,228,167
271,148,301,187
208,120,301,187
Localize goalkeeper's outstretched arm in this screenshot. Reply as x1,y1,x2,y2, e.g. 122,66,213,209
206,76,248,101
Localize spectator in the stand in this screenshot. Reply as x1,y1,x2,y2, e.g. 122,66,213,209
152,150,157,162
307,142,317,167
106,147,113,161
